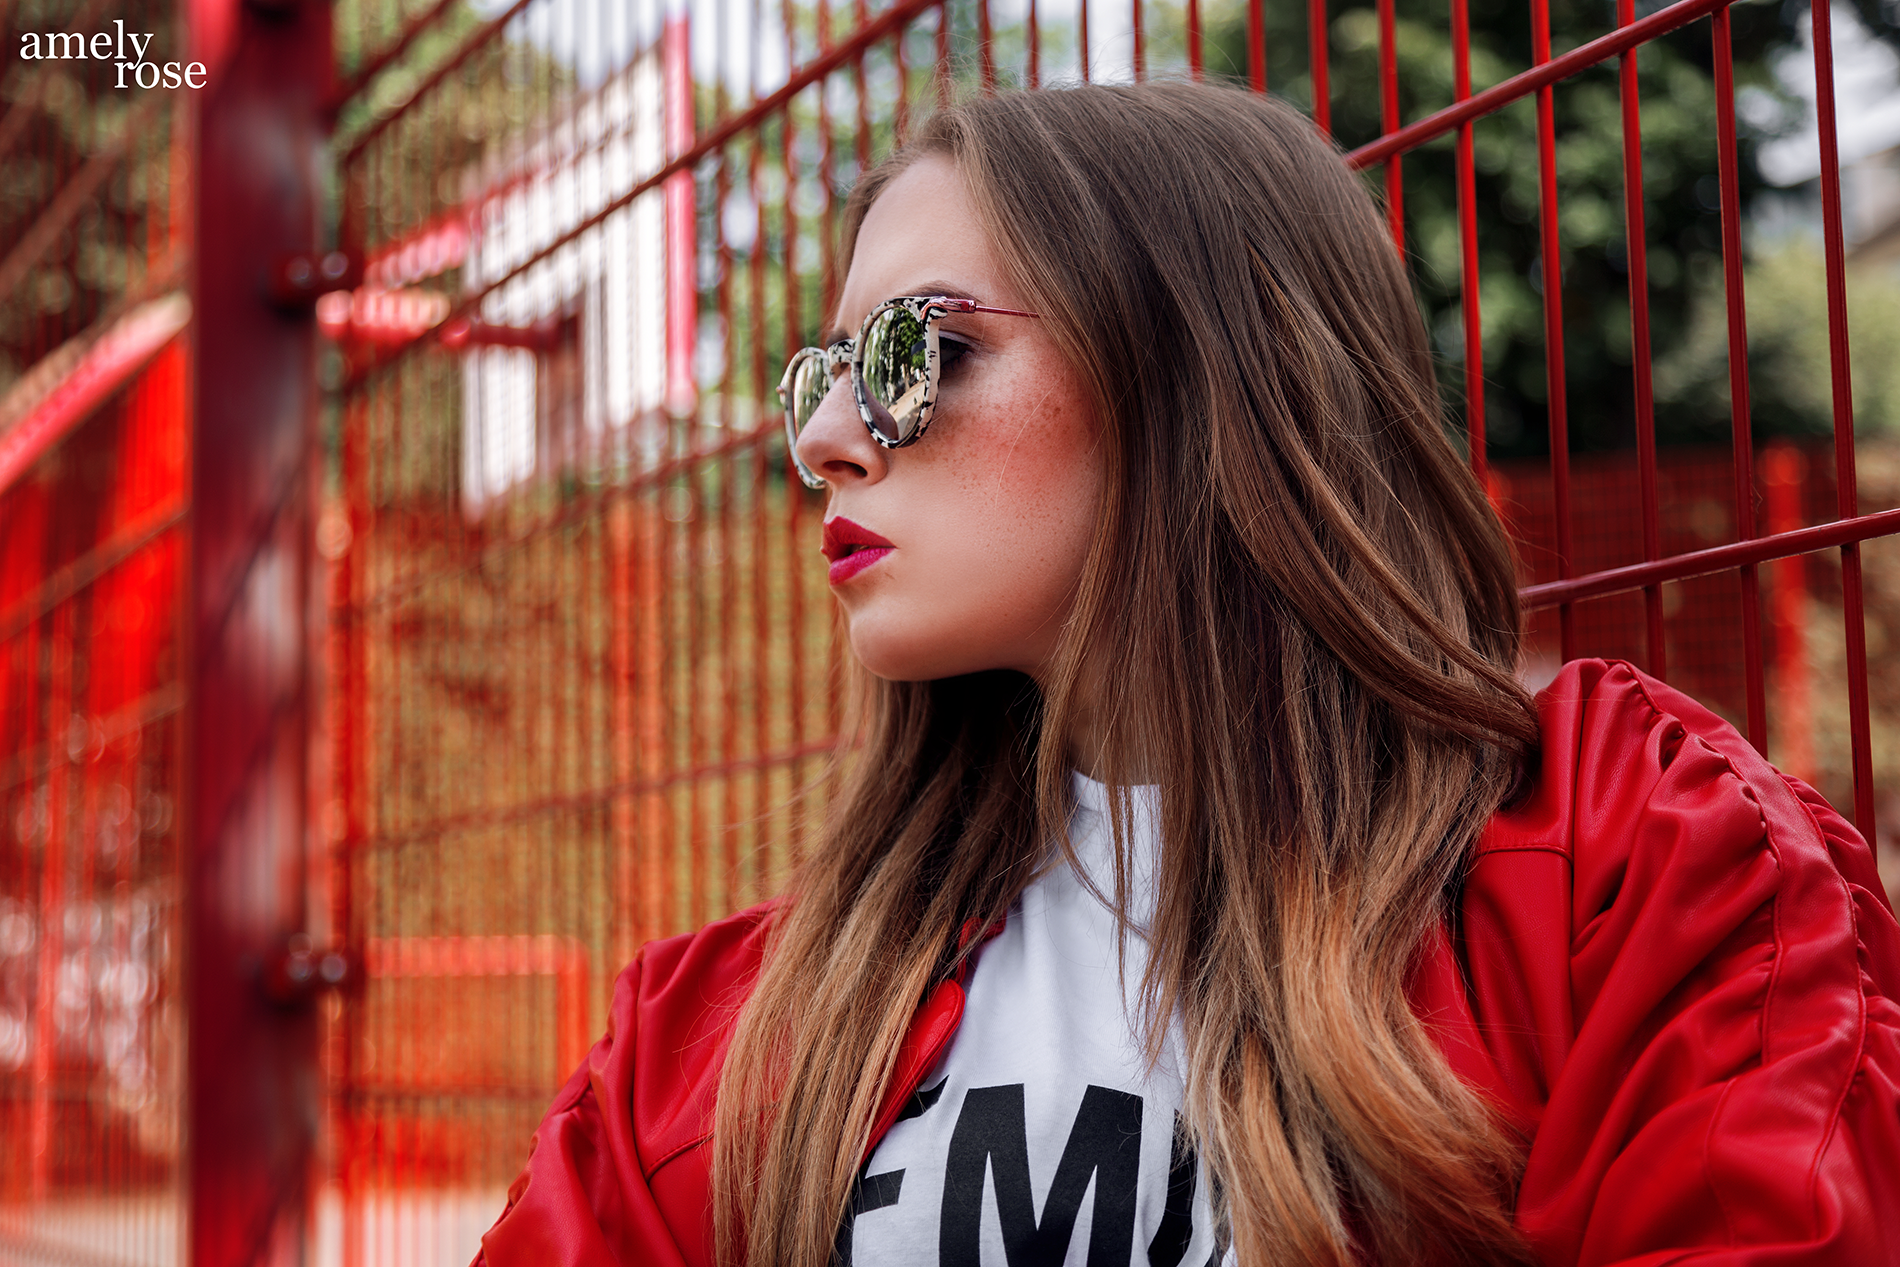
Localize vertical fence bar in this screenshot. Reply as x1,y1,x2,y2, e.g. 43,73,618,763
1188,0,1203,80
716,144,741,908
190,0,329,1258
1080,0,1091,81
1248,0,1265,92
1711,4,1767,752
1764,446,1814,783
1028,0,1041,86
1309,0,1330,133
27,602,72,1202
1808,0,1876,832
1618,0,1664,678
819,0,842,322
895,9,915,138
1530,0,1575,659
1377,0,1402,253
979,0,996,91
641,457,669,941
939,0,953,103
611,505,637,958
1133,0,1145,80
1451,0,1483,481
688,443,709,932
781,19,811,865
749,52,774,891
337,383,368,1267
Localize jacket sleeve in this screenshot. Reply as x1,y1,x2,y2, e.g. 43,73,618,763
475,947,691,1267
1462,660,1900,1267
476,905,771,1267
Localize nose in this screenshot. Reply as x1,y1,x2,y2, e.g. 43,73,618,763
793,371,888,488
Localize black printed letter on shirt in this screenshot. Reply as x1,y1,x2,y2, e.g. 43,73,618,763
837,1080,949,1266
834,1169,906,1267
1144,1114,1198,1267
940,1083,1143,1267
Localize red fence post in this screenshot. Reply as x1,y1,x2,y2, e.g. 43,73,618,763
1811,0,1878,836
188,0,332,1260
1530,0,1576,662
1618,0,1665,679
1308,0,1330,134
1376,0,1402,253
27,603,73,1202
1763,445,1813,785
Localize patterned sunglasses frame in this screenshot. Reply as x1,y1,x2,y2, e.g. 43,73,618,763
777,294,1041,489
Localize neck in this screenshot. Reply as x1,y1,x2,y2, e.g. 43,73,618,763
1060,660,1152,783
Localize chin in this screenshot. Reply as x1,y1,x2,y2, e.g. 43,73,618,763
847,624,996,683
849,645,964,683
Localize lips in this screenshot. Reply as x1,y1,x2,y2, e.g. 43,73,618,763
822,516,895,584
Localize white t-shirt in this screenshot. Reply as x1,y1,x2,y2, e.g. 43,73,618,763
840,773,1224,1267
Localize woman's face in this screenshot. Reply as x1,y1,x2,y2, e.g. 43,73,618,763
795,155,1105,684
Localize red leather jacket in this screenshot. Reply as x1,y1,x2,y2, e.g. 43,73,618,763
477,660,1900,1265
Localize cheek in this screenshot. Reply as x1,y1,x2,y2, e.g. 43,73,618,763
865,369,1101,674
948,357,1098,515
983,374,1101,553
970,438,1099,585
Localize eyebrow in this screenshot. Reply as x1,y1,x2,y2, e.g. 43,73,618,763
820,281,984,347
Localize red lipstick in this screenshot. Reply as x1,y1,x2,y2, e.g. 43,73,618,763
822,517,895,584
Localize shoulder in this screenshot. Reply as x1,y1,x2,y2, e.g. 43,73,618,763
621,899,778,1172
1484,657,1824,862
1490,656,1893,943
1457,658,1900,1262
1478,656,1887,920
628,897,778,1036
477,900,778,1267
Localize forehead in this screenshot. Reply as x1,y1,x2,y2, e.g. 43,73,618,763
835,155,1008,331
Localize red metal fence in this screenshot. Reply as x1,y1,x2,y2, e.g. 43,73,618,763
0,0,190,1254
311,0,1900,1256
3,0,1899,1259
0,340,188,1267
319,2,857,1252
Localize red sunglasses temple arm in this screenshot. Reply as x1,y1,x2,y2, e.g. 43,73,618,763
931,297,1041,320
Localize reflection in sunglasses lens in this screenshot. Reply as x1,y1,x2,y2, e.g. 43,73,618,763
861,307,929,443
793,355,827,433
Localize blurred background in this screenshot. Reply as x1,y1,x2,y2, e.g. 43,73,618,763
2,0,1898,1261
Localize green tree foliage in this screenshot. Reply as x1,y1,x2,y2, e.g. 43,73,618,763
1196,0,1900,457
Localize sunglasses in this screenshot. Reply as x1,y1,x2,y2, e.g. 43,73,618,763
777,294,1041,489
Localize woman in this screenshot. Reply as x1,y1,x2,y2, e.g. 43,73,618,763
478,83,1900,1266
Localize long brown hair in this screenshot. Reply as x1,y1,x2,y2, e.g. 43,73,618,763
713,81,1542,1267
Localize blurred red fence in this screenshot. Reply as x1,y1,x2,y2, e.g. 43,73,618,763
0,0,191,1251
1496,441,1845,784
3,0,1900,1260
0,338,188,1264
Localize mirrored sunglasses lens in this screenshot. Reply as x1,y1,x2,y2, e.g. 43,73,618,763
790,354,829,434
860,308,930,443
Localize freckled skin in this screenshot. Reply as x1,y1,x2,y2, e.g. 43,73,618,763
794,156,1105,684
